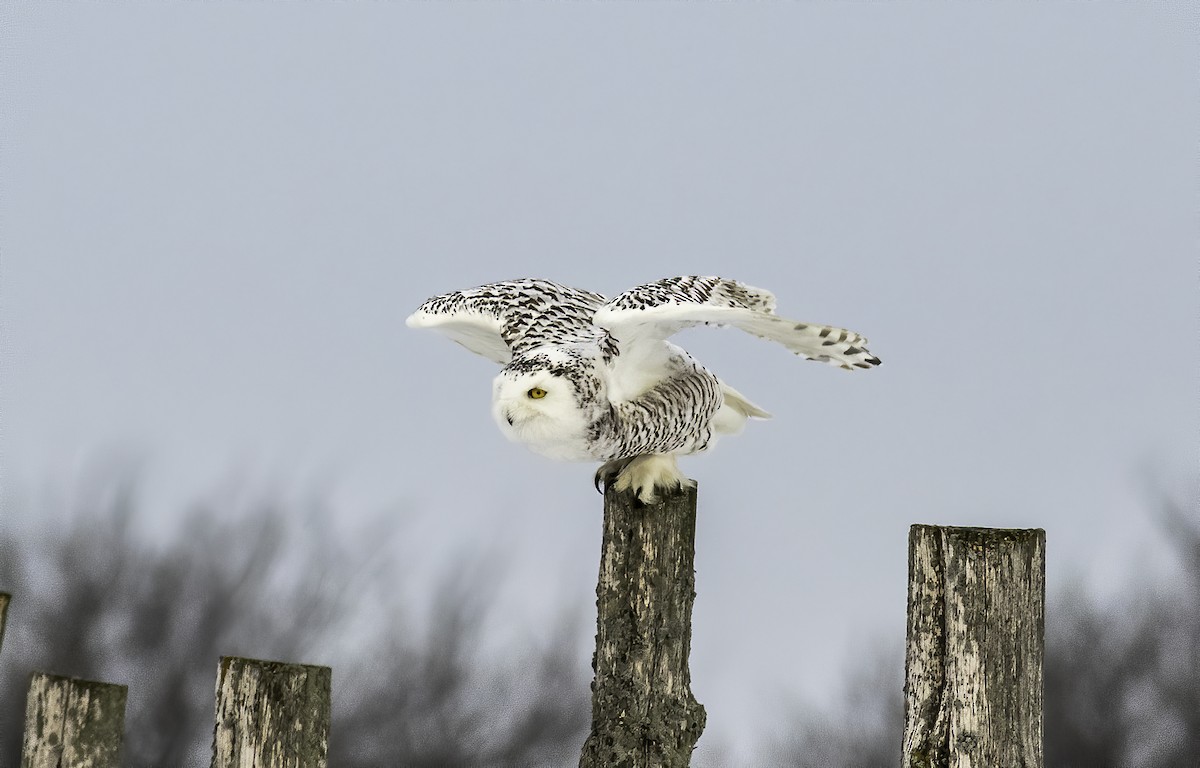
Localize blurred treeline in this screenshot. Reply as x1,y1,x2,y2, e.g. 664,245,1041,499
0,476,1196,766
0,477,587,767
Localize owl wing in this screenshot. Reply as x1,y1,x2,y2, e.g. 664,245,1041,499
406,279,611,364
593,276,881,371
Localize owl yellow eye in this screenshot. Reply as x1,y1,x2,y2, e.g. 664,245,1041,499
527,387,547,399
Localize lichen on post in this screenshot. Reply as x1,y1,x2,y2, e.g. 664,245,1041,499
579,483,706,768
903,525,1046,768
21,672,128,768
211,656,331,768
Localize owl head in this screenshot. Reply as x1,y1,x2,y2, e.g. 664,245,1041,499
492,351,600,461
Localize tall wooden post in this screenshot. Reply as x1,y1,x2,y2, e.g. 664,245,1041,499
211,656,331,768
579,484,706,768
903,525,1045,768
21,673,128,768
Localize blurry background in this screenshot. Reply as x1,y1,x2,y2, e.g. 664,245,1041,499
1,2,1196,765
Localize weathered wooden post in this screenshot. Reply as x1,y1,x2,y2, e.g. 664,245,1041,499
211,656,331,768
579,484,706,768
21,672,128,768
903,525,1045,768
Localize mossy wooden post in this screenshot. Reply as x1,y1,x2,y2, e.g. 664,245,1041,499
903,525,1045,768
579,484,706,768
211,656,331,768
21,673,128,768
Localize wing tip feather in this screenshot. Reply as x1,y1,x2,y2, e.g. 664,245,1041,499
405,310,436,328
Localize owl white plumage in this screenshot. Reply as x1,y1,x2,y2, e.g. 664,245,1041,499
407,276,880,503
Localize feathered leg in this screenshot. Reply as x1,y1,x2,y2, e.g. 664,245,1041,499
597,454,694,505
594,456,637,494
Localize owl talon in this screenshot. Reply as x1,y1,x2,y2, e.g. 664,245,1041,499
609,454,692,505
594,457,636,494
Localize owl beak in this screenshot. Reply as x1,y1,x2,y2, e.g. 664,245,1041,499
504,410,515,426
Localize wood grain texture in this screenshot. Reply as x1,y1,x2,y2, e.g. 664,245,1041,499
21,673,127,768
903,525,1045,768
579,484,706,768
211,656,331,768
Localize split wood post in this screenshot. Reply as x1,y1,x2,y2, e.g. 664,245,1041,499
211,656,331,768
903,525,1045,768
579,484,706,768
21,673,128,768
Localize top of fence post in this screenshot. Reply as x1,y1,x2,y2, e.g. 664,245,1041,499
211,656,331,768
903,525,1045,768
21,672,128,768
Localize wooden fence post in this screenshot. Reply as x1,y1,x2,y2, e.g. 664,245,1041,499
903,525,1045,768
579,484,706,768
21,673,128,768
211,656,331,768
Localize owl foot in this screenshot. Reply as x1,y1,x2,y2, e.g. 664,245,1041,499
596,454,694,505
594,457,636,494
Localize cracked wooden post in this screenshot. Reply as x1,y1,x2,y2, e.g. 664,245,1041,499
21,673,128,768
903,525,1045,768
579,484,706,768
211,656,331,768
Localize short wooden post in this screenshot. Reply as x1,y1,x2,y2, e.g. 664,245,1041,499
579,484,706,768
211,656,331,768
903,525,1045,768
21,673,128,768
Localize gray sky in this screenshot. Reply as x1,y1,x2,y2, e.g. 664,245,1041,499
2,1,1197,759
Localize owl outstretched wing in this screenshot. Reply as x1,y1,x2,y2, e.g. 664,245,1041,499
593,275,882,371
407,279,613,364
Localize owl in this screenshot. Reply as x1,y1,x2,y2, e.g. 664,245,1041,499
407,276,880,503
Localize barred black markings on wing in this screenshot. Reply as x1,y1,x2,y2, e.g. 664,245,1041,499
410,279,618,363
603,275,778,315
595,276,881,372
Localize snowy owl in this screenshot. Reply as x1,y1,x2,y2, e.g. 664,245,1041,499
407,276,880,503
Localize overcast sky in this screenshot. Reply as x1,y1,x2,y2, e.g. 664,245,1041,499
2,2,1196,760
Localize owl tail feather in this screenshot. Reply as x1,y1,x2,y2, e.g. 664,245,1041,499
711,381,770,437
720,383,771,420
